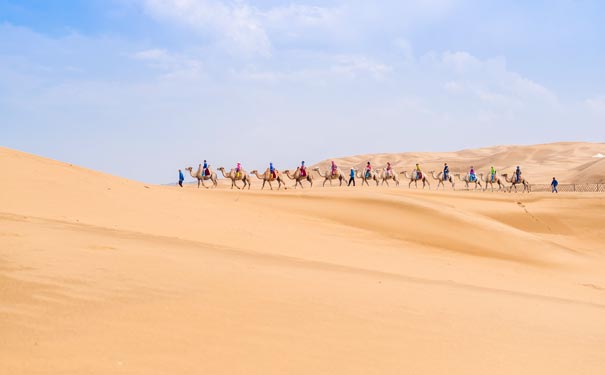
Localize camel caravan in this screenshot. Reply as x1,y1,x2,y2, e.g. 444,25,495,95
183,161,531,193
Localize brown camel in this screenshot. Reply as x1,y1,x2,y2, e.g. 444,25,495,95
501,173,531,193
376,167,400,187
217,167,251,190
483,173,505,192
185,164,218,189
355,169,379,187
455,173,483,190
400,171,431,189
429,171,455,190
283,167,313,189
313,167,346,187
250,169,285,190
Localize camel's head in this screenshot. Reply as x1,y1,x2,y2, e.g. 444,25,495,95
283,169,290,174
429,170,435,173
217,167,224,171
185,167,192,171
312,167,320,171
250,170,258,174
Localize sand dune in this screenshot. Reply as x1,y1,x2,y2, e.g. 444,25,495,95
1,145,605,375
315,142,605,183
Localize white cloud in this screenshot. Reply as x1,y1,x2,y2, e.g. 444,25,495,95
141,0,272,56
330,55,392,79
436,51,557,107
132,48,203,79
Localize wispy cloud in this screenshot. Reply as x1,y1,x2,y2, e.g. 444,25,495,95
586,95,605,116
132,48,203,79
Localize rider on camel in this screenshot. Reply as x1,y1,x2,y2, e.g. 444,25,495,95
443,162,449,180
469,166,476,182
300,161,307,177
415,163,422,180
386,162,392,177
331,161,338,176
269,162,276,179
365,162,372,178
202,160,208,177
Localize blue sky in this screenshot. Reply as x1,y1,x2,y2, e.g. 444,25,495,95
1,0,604,182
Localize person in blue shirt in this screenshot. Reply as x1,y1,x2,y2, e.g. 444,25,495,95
443,163,449,180
469,166,476,182
178,169,184,187
515,166,522,183
348,167,355,186
202,160,208,177
551,177,558,193
269,162,276,179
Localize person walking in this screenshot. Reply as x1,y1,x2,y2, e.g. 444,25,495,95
348,167,356,186
551,177,559,193
178,169,184,187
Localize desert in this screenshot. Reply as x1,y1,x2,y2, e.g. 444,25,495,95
1,142,604,374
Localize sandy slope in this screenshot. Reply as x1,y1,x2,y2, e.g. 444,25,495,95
1,145,605,375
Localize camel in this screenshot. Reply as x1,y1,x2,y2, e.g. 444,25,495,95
400,171,431,189
217,167,251,190
355,169,379,187
283,167,313,189
482,173,506,192
313,167,347,187
376,168,400,187
185,164,218,189
429,171,455,190
250,169,285,190
501,173,531,193
455,173,483,190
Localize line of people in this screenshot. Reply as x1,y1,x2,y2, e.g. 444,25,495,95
179,160,525,186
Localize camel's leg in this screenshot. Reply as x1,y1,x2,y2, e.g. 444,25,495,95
197,179,201,189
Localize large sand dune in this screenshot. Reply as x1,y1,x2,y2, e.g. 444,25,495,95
1,144,605,374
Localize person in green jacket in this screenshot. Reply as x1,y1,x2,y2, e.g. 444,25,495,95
490,166,496,182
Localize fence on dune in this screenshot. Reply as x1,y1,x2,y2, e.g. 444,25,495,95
451,183,605,192
528,183,605,193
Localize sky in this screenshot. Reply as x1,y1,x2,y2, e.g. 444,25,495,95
1,0,604,183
